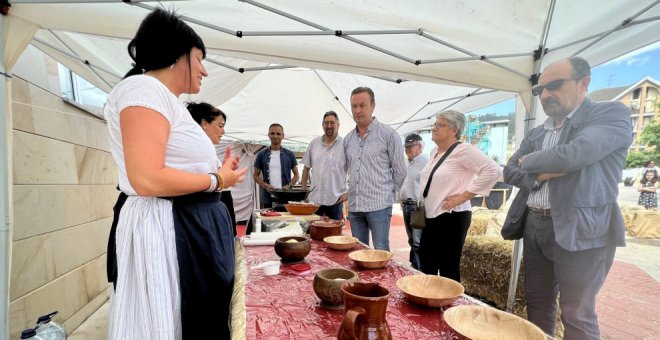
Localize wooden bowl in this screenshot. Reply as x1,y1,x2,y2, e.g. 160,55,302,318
274,236,311,263
313,268,360,309
444,305,547,340
284,203,320,215
323,236,358,250
309,219,344,240
348,249,393,269
396,274,464,307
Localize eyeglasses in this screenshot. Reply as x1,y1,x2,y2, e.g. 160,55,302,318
432,123,451,129
532,78,580,96
404,143,419,149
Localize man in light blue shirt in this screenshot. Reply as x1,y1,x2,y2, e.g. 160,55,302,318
344,87,407,250
301,111,348,220
398,133,428,268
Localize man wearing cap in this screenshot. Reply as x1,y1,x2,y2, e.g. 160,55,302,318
503,57,632,339
300,111,348,220
398,133,428,269
344,86,407,251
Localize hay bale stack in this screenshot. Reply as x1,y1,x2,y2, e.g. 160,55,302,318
620,207,660,238
469,214,489,236
460,235,527,317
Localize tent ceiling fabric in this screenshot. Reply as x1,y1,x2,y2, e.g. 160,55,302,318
7,0,660,142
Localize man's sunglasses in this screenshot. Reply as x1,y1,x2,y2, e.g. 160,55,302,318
531,78,580,96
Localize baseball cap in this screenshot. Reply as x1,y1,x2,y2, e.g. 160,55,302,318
404,133,422,147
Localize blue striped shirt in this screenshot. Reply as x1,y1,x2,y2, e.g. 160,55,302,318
344,117,407,212
527,117,569,209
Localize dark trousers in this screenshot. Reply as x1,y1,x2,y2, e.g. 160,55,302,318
419,210,471,282
401,201,422,269
316,201,344,221
523,212,615,339
220,190,237,236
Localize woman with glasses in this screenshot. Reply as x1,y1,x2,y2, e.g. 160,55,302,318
187,102,238,235
417,110,501,282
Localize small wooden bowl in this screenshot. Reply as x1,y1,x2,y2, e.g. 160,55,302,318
443,305,547,340
284,203,320,215
323,236,358,251
348,249,393,269
274,236,311,263
313,268,360,309
309,219,343,240
396,274,464,307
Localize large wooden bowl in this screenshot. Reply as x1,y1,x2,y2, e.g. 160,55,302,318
348,249,393,269
274,236,311,263
444,305,547,340
396,274,464,307
323,236,358,251
284,203,320,215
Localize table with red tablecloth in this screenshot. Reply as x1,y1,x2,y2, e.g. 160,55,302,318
241,238,481,339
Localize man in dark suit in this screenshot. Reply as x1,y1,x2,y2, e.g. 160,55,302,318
502,57,632,339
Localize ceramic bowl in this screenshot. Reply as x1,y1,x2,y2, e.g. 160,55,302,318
284,203,320,215
396,274,464,307
309,219,344,240
274,236,311,263
348,249,393,269
443,305,547,340
312,268,360,309
323,235,358,250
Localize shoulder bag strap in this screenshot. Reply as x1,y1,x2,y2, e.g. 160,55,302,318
421,141,460,199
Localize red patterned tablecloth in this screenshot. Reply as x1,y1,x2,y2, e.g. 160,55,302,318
243,238,479,339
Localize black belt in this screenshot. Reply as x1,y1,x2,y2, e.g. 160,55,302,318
528,206,551,217
402,199,418,205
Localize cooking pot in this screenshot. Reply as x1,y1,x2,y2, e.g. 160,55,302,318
270,189,310,204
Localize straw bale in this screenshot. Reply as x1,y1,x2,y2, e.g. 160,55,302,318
460,235,527,317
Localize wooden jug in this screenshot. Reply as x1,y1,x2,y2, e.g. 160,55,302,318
338,282,391,340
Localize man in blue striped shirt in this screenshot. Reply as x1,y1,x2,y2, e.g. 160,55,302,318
344,87,407,250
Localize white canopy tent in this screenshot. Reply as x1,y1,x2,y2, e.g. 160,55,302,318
1,0,659,337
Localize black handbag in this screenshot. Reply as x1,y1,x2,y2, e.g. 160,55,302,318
410,141,460,229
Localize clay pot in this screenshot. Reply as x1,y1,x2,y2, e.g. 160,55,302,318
338,282,391,340
309,218,344,240
274,236,311,263
312,268,360,309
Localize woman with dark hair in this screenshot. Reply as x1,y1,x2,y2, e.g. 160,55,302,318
638,170,658,209
104,8,246,339
417,110,501,282
187,102,237,235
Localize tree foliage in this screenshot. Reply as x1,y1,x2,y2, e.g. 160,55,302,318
626,120,660,168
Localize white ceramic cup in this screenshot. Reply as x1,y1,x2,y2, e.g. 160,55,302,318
262,261,280,275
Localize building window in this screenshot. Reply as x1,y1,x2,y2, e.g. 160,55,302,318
632,88,642,100
57,64,108,116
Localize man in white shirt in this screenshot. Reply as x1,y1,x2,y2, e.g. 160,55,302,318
301,111,348,220
398,133,428,269
253,123,299,208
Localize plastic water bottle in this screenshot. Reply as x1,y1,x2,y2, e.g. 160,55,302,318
20,328,44,339
35,311,67,340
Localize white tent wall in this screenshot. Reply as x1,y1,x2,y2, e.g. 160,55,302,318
4,48,116,339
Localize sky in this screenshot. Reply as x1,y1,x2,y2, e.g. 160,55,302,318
468,40,660,117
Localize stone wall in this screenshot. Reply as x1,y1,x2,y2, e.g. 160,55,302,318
8,77,116,339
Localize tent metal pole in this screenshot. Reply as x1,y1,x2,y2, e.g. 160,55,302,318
240,29,420,37
31,37,122,80
129,2,236,37
204,58,240,72
242,65,294,72
419,32,529,79
428,89,498,104
506,0,556,314
12,0,183,3
240,0,418,65
392,103,430,131
572,0,659,57
311,70,352,116
420,52,535,64
0,21,12,340
47,30,113,89
548,15,660,53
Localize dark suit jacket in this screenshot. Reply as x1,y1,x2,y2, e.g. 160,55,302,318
503,98,633,251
